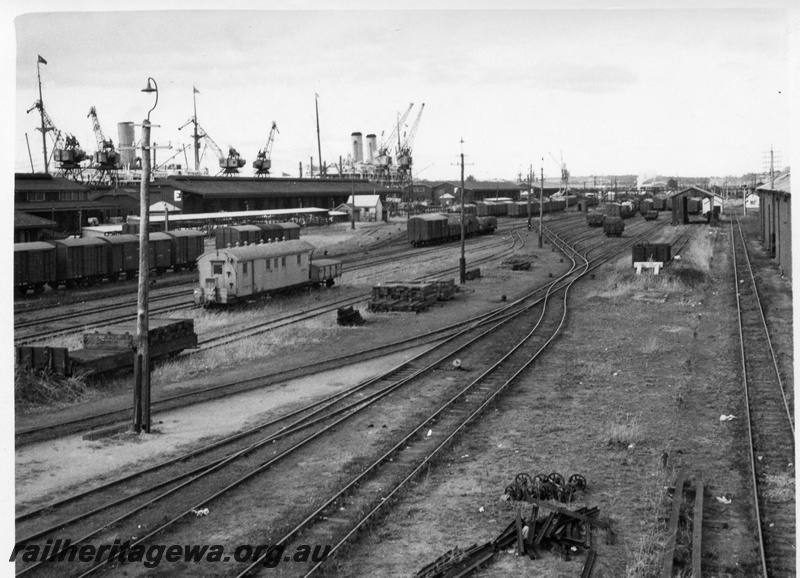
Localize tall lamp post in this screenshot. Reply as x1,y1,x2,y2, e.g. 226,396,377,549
134,77,158,433
459,140,466,284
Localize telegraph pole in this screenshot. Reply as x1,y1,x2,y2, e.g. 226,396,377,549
527,163,533,231
459,140,466,284
539,161,544,248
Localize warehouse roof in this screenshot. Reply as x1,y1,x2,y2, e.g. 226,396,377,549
160,176,395,198
15,211,57,229
668,186,715,198
433,180,525,191
757,170,791,195
15,173,90,192
346,194,382,208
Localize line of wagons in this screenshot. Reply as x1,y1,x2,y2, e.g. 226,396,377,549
407,214,498,246
13,222,304,297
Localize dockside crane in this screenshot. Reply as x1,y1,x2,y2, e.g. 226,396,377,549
549,151,570,193
26,100,87,178
376,103,414,169
253,122,279,176
193,121,245,176
396,103,425,184
88,106,121,182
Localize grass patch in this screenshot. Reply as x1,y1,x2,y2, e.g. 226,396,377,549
763,473,795,502
15,365,91,409
606,412,645,449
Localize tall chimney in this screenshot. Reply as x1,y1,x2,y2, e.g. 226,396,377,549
351,132,363,163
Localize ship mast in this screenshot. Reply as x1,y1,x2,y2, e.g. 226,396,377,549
315,93,322,177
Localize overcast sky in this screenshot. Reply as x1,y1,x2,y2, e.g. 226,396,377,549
4,1,798,183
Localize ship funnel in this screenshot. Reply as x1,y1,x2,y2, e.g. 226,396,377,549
366,134,377,163
117,122,136,169
351,132,363,163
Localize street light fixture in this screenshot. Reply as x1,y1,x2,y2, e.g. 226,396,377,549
134,77,158,433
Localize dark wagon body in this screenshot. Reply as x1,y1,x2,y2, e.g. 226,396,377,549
14,242,57,295
148,232,174,274
98,234,140,281
215,225,263,249
164,230,205,271
50,237,109,287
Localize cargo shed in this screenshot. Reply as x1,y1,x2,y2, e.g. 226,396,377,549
668,186,717,225
757,170,791,279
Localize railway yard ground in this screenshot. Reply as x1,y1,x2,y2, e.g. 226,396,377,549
13,210,795,577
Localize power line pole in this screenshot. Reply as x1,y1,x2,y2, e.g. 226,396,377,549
539,161,544,248
459,140,466,284
527,163,533,231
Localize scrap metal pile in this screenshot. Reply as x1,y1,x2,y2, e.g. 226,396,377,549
417,472,609,578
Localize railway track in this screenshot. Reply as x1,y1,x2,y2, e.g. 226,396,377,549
13,224,516,345
727,213,795,578
14,219,667,577
14,229,525,446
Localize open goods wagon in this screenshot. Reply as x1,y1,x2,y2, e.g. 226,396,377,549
16,318,197,377
13,230,206,296
194,239,341,307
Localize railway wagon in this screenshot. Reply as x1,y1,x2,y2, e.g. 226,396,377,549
165,230,205,272
586,211,605,227
50,237,109,287
309,259,343,287
407,214,449,246
194,240,341,306
98,234,140,281
14,242,56,295
148,232,174,274
652,196,667,211
256,223,285,243
508,202,529,218
215,225,263,249
603,216,625,237
279,222,301,240
477,216,498,234
640,199,654,214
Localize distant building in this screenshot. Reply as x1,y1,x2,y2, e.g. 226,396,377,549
14,211,57,242
431,181,530,204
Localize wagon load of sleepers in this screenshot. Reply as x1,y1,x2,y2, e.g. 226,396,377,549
369,281,440,313
586,211,605,227
16,318,197,377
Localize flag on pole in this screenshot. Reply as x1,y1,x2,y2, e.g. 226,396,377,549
37,55,47,65
193,86,200,94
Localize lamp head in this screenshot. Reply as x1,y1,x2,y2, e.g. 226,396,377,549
141,78,157,94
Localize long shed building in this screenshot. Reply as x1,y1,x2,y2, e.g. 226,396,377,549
757,170,791,279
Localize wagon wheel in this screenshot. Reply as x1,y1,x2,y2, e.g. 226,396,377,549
108,273,120,283
16,285,28,297
326,279,335,288
33,283,46,294
514,473,533,491
173,265,182,273
548,472,565,487
568,474,587,491
556,484,575,503
533,474,552,500
504,484,521,501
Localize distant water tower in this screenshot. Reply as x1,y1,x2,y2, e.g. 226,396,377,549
117,122,136,169
351,132,363,163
